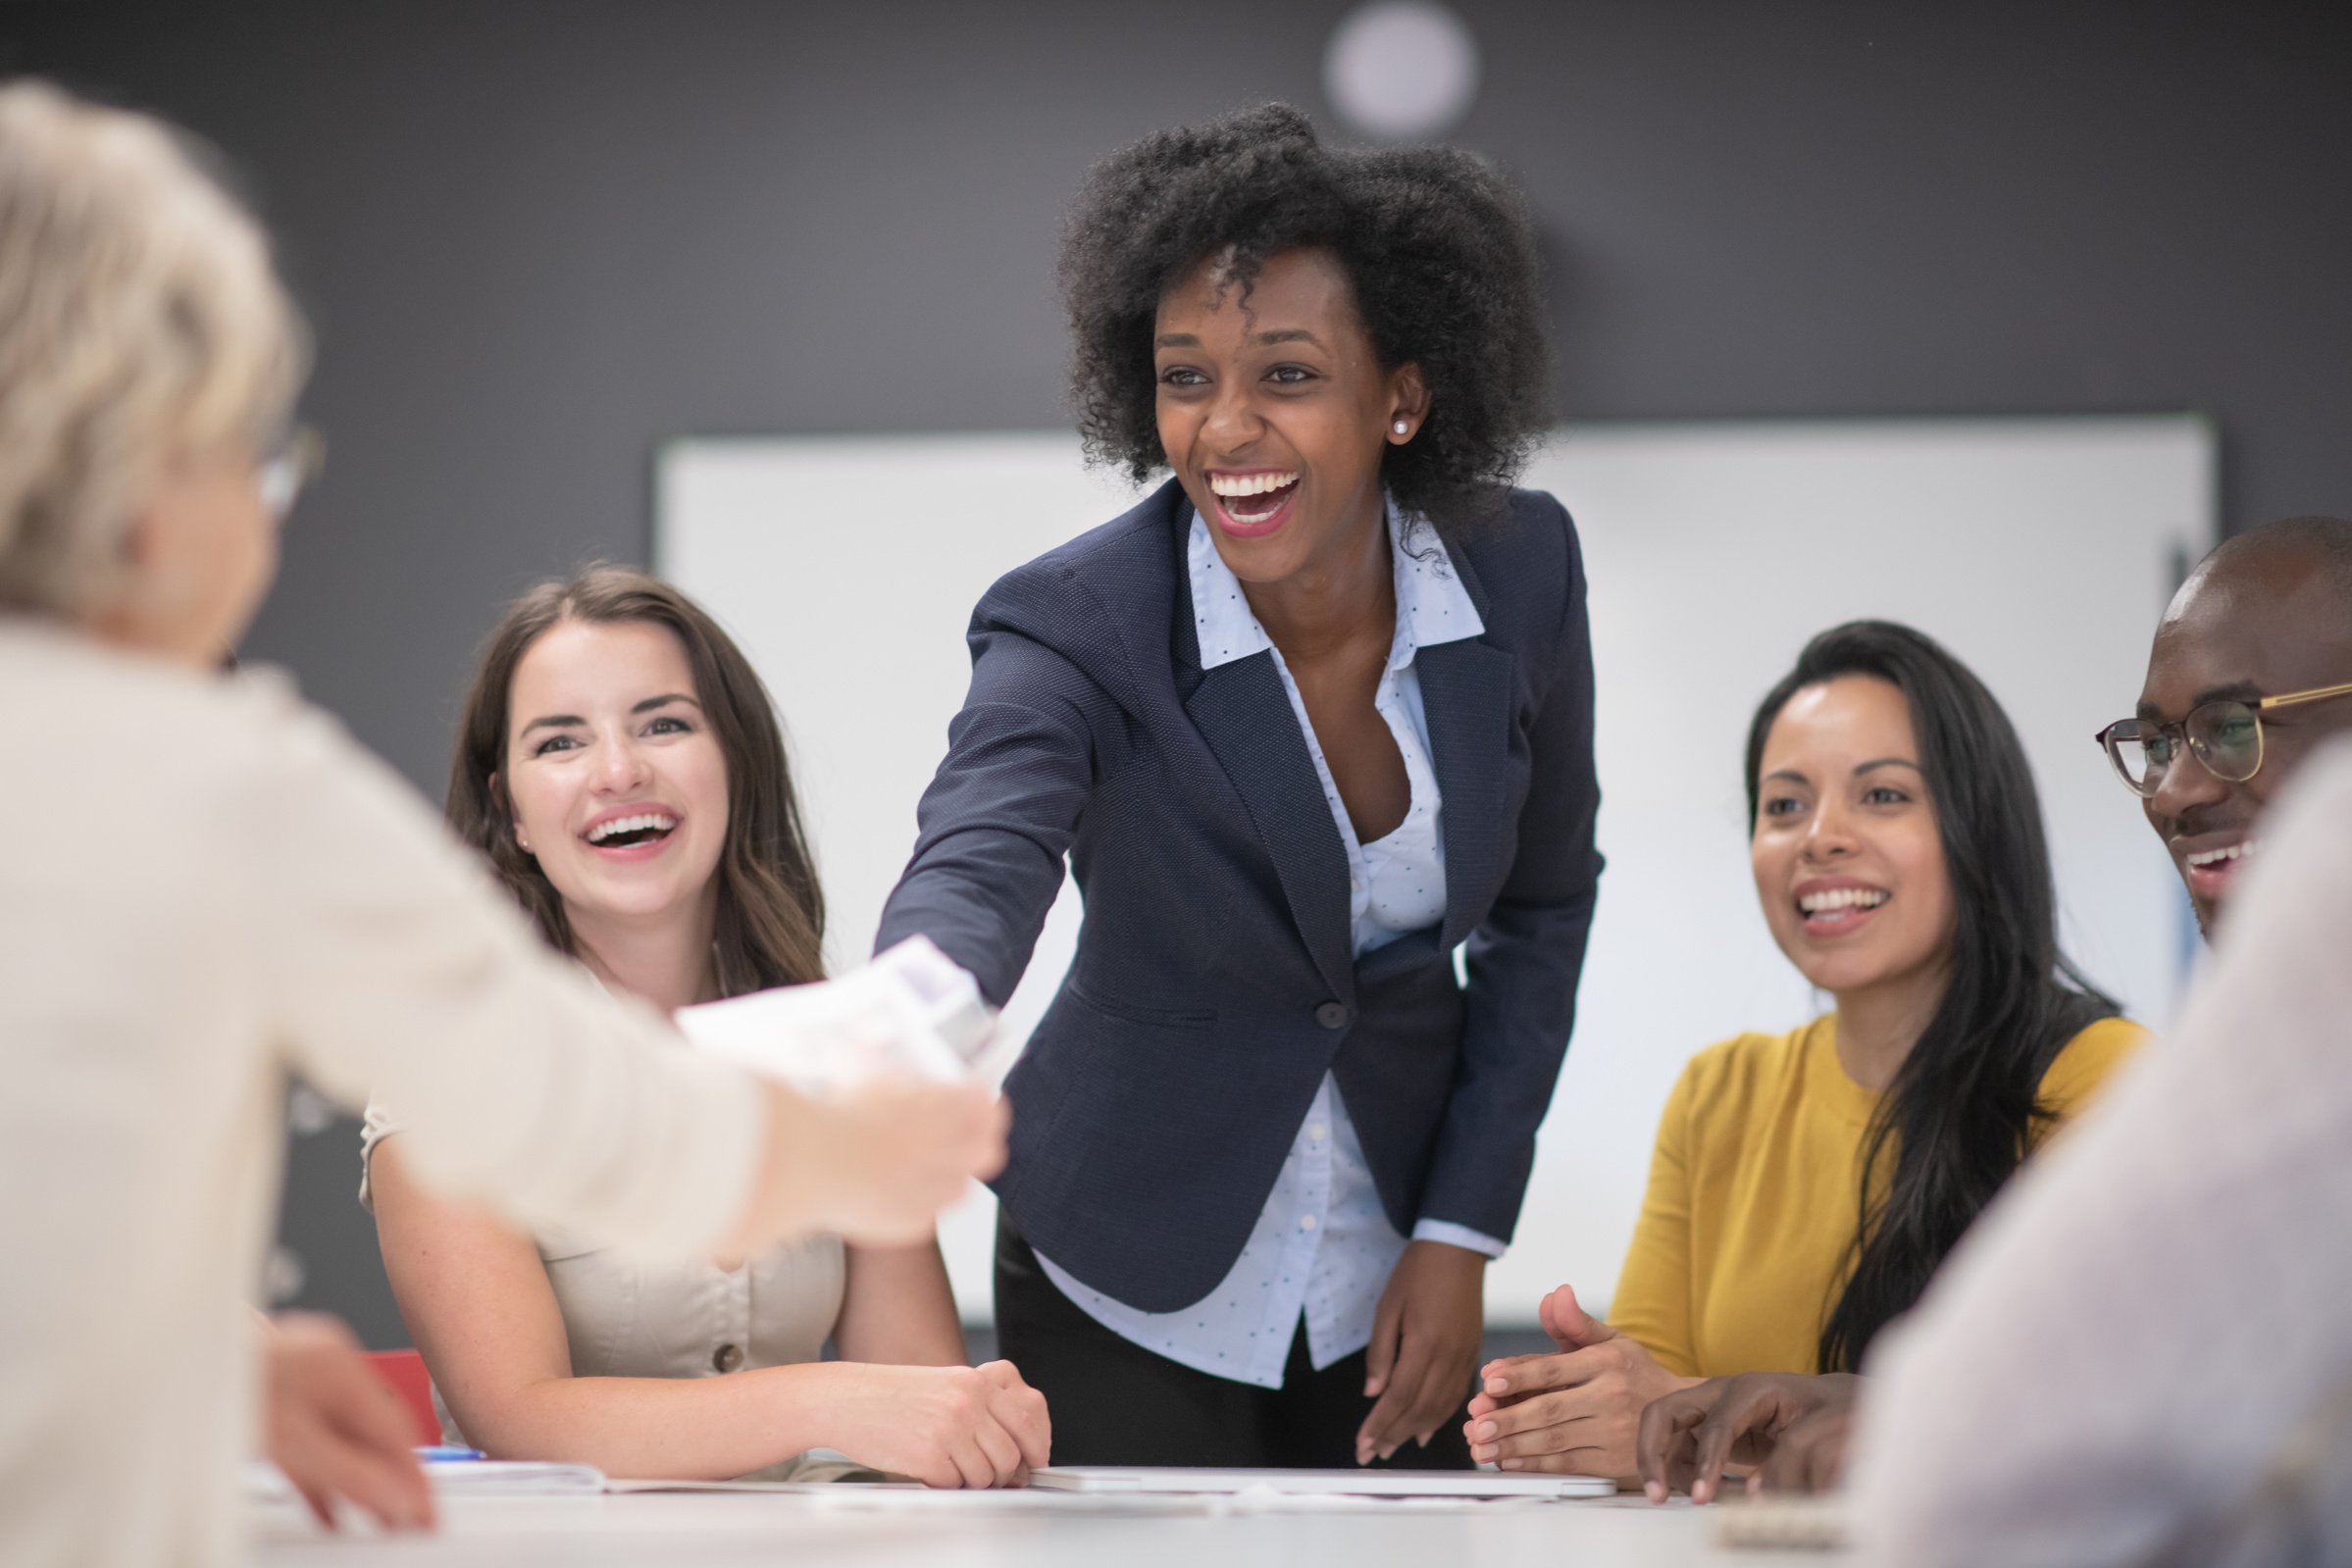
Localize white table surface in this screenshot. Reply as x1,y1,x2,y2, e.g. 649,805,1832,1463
251,1489,1849,1567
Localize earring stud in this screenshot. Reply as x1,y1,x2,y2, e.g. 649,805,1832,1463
1393,420,1409,436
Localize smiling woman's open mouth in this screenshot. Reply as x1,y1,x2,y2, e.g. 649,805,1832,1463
584,812,678,850
1209,470,1300,530
1797,886,1889,931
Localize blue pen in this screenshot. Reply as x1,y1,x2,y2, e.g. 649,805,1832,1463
415,1445,484,1462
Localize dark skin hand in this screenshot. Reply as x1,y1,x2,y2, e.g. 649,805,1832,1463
1635,1372,1862,1505
1156,247,1478,1462
2136,539,2352,935
1357,1239,1486,1463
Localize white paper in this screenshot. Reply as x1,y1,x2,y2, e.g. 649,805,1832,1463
676,936,994,1092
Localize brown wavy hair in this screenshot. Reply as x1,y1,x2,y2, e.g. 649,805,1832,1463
446,565,826,996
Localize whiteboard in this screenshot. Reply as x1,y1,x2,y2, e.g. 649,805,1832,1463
656,417,2214,1326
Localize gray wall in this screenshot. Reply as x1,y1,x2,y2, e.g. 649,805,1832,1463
8,0,2346,1347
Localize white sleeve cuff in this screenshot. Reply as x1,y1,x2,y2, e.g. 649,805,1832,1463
1412,1219,1508,1258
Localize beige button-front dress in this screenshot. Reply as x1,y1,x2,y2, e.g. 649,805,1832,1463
362,1110,873,1482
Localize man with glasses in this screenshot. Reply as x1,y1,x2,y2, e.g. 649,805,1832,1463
2096,514,2352,934
1841,528,2352,1564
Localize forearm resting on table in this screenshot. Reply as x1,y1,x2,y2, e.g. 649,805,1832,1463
459,1362,879,1481
378,1135,866,1482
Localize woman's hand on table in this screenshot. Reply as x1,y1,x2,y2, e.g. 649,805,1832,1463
1356,1239,1487,1464
1461,1283,1697,1480
816,1359,1049,1488
1634,1371,1862,1504
261,1313,435,1533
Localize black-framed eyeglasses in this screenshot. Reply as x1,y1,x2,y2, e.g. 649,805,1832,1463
257,426,324,522
2094,682,2352,797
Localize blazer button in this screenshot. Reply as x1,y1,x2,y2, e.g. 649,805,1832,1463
712,1342,743,1374
1314,1001,1349,1031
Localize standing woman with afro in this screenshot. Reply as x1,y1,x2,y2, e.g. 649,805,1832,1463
877,104,1601,1468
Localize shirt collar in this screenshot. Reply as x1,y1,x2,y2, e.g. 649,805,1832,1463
1187,495,1485,674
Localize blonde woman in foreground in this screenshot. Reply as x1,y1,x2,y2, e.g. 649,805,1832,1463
0,80,1003,1568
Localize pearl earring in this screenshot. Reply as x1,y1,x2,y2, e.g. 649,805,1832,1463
1393,419,1409,436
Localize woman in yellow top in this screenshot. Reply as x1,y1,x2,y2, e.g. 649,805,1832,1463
1463,621,2144,1480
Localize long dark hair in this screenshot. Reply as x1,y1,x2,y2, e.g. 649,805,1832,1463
446,565,826,998
1743,621,2118,1373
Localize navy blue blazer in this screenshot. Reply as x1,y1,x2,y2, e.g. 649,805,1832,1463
876,479,1601,1312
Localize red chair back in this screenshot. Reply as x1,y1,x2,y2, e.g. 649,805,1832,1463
363,1349,441,1446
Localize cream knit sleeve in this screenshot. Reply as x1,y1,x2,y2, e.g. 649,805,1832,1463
1851,741,2352,1566
224,672,765,1265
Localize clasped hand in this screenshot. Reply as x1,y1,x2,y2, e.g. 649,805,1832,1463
1461,1283,1697,1480
821,1359,1051,1489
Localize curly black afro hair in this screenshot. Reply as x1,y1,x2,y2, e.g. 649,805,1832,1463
1058,103,1551,531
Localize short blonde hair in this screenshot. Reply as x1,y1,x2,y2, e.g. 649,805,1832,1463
0,80,308,614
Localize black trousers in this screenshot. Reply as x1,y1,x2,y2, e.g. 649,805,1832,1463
995,1211,1475,1469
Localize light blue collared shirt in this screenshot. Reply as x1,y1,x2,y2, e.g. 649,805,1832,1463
1033,498,1504,1389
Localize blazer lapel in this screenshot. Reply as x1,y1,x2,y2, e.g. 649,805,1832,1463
1417,635,1516,951
1184,656,1357,1005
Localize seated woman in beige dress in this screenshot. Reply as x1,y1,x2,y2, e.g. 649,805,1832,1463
367,567,1047,1489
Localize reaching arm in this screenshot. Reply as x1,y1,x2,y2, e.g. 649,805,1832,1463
874,614,1112,1004
371,1139,1045,1486
224,674,997,1262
